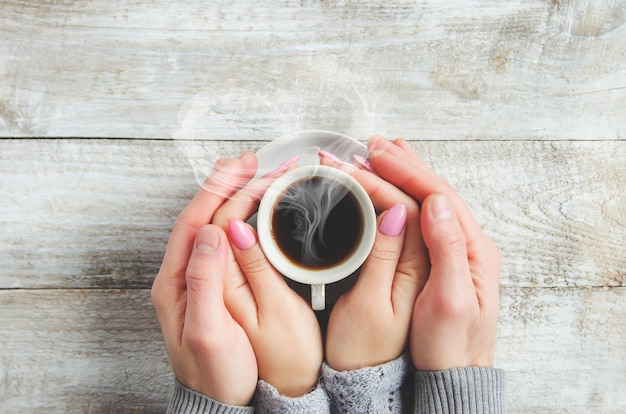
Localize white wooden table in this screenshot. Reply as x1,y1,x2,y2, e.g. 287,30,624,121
1,1,625,413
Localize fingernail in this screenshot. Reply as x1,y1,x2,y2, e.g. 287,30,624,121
228,219,256,250
319,150,356,169
352,154,374,172
239,151,255,161
379,204,407,237
263,155,299,178
367,135,390,158
431,194,453,220
196,227,220,253
318,150,343,163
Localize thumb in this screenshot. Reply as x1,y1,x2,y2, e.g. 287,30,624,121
228,219,293,312
420,193,472,296
184,225,229,332
354,204,407,300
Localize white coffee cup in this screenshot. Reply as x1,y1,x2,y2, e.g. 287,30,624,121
257,165,376,310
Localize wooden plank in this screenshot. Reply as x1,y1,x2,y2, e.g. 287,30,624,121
1,139,624,289
497,286,626,413
1,1,625,140
0,289,171,413
0,287,624,413
412,140,626,289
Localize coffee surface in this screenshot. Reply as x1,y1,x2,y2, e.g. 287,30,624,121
272,177,363,269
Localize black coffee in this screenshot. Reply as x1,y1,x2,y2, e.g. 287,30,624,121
272,176,363,269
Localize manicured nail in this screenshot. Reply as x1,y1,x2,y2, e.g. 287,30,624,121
196,227,220,253
431,194,453,220
318,150,343,163
228,219,256,250
352,154,374,172
263,155,299,178
319,150,357,170
379,204,407,237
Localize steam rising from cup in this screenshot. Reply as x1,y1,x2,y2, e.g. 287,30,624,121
172,56,386,195
258,165,377,310
274,175,357,268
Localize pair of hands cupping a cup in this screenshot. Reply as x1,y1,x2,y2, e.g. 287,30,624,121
151,135,502,406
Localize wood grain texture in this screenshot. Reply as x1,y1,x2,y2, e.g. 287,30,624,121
1,139,623,289
0,287,624,413
498,286,626,413
0,289,171,414
1,0,625,140
1,0,624,412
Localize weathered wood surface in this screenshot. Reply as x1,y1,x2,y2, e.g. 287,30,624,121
1,0,625,140
1,139,624,413
1,139,624,290
1,0,625,413
0,287,624,413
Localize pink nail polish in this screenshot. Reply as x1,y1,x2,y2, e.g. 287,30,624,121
379,204,407,237
263,155,300,178
352,154,374,172
228,219,256,250
318,150,343,164
319,150,357,170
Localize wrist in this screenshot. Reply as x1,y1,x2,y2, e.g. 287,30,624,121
270,370,321,398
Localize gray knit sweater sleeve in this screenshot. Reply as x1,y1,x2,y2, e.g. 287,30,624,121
167,379,330,414
254,379,331,413
167,381,254,414
321,354,410,414
414,367,506,414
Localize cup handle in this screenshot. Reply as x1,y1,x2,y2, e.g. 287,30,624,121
311,284,325,311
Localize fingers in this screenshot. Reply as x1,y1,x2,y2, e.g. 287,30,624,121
420,193,474,297
158,153,258,280
180,152,258,228
211,156,299,230
367,136,493,256
411,193,491,371
319,150,416,213
182,225,230,342
356,204,407,301
319,150,430,294
153,154,257,341
226,219,294,325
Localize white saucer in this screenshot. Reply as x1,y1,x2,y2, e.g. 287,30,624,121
255,130,368,177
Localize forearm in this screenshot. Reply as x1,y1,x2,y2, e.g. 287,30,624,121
414,367,506,414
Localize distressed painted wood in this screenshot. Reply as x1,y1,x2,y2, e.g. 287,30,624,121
1,139,624,290
0,0,625,140
0,289,171,413
497,286,626,413
1,0,625,412
0,287,624,413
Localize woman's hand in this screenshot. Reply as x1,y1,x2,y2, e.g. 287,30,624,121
368,136,502,371
211,155,323,397
225,218,323,396
151,153,259,406
320,153,430,371
152,151,322,406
